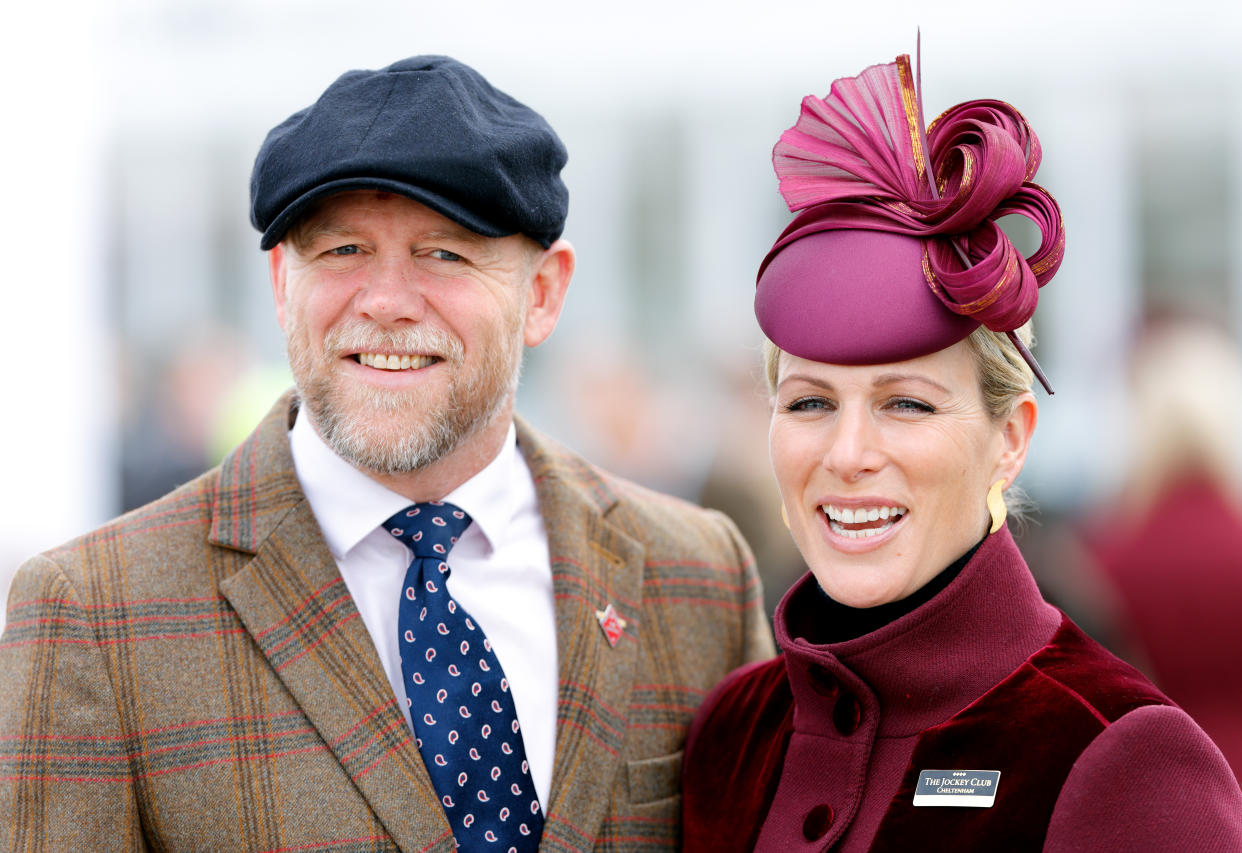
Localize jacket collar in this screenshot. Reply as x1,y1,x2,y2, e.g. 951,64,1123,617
512,416,645,845
208,390,303,554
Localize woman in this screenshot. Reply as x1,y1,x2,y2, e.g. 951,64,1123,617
1083,315,1242,780
681,54,1242,851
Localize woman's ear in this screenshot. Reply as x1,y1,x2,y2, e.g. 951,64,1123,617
995,392,1038,488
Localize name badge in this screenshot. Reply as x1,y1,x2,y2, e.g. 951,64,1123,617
912,769,1001,808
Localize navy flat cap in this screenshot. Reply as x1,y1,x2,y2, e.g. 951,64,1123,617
250,55,568,250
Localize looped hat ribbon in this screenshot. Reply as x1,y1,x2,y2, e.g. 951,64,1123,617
756,50,1065,392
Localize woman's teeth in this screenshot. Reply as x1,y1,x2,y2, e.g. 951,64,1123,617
824,505,905,523
821,504,908,539
358,353,438,370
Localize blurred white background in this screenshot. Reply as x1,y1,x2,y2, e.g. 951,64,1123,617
4,0,1242,631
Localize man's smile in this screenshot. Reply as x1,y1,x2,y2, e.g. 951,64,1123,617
355,352,442,370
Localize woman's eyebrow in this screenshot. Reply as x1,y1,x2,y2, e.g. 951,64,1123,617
777,373,952,395
872,373,951,395
777,373,835,392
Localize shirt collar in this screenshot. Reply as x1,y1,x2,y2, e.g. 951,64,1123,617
289,407,517,560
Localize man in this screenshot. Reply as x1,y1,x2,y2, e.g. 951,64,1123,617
0,56,773,851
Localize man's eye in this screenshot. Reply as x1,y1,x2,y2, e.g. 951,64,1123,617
328,244,360,256
429,249,464,262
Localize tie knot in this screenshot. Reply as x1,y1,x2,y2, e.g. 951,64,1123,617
384,501,473,559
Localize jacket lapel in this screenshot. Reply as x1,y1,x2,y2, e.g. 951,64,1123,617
213,394,455,853
516,418,645,848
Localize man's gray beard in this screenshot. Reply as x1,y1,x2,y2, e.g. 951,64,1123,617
288,322,522,476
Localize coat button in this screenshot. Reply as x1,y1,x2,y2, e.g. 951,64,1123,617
802,804,835,840
833,693,861,735
806,666,839,698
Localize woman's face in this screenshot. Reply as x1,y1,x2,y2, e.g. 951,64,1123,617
769,339,1035,608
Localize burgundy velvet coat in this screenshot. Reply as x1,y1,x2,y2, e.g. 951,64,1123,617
682,527,1242,851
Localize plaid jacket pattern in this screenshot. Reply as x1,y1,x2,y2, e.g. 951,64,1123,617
1,394,774,851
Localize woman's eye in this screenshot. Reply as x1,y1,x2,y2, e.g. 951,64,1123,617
784,396,833,413
887,397,935,414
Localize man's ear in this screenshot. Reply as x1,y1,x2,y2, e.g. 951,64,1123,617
523,239,575,347
269,243,289,332
994,392,1038,489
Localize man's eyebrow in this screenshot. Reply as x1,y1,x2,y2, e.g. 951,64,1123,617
296,222,357,245
298,224,490,248
421,228,490,247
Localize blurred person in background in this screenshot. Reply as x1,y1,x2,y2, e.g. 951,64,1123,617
1081,312,1242,781
0,55,772,851
117,326,253,509
681,53,1242,850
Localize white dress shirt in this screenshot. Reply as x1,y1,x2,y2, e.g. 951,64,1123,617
288,410,558,808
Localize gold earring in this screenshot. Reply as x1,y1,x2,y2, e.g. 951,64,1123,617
780,503,790,530
987,479,1007,534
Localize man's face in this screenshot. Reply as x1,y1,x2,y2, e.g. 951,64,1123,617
271,190,544,475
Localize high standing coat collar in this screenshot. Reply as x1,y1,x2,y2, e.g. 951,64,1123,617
775,527,1063,738
211,392,646,851
757,530,1062,849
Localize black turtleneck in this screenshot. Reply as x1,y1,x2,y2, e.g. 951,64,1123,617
790,536,988,645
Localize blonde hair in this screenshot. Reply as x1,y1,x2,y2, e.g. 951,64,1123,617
962,323,1036,421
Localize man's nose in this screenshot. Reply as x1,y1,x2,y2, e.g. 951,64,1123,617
354,255,428,326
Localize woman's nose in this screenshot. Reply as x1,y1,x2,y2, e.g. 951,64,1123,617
822,407,883,481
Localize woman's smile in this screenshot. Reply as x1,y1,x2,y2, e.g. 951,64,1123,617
821,502,909,540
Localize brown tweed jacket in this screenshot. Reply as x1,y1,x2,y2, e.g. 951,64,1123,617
0,394,773,852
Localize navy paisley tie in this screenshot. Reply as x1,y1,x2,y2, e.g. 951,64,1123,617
384,501,543,852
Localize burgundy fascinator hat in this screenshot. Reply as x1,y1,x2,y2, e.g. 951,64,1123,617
755,49,1065,392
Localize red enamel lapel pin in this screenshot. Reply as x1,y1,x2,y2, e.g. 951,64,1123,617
595,604,627,648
